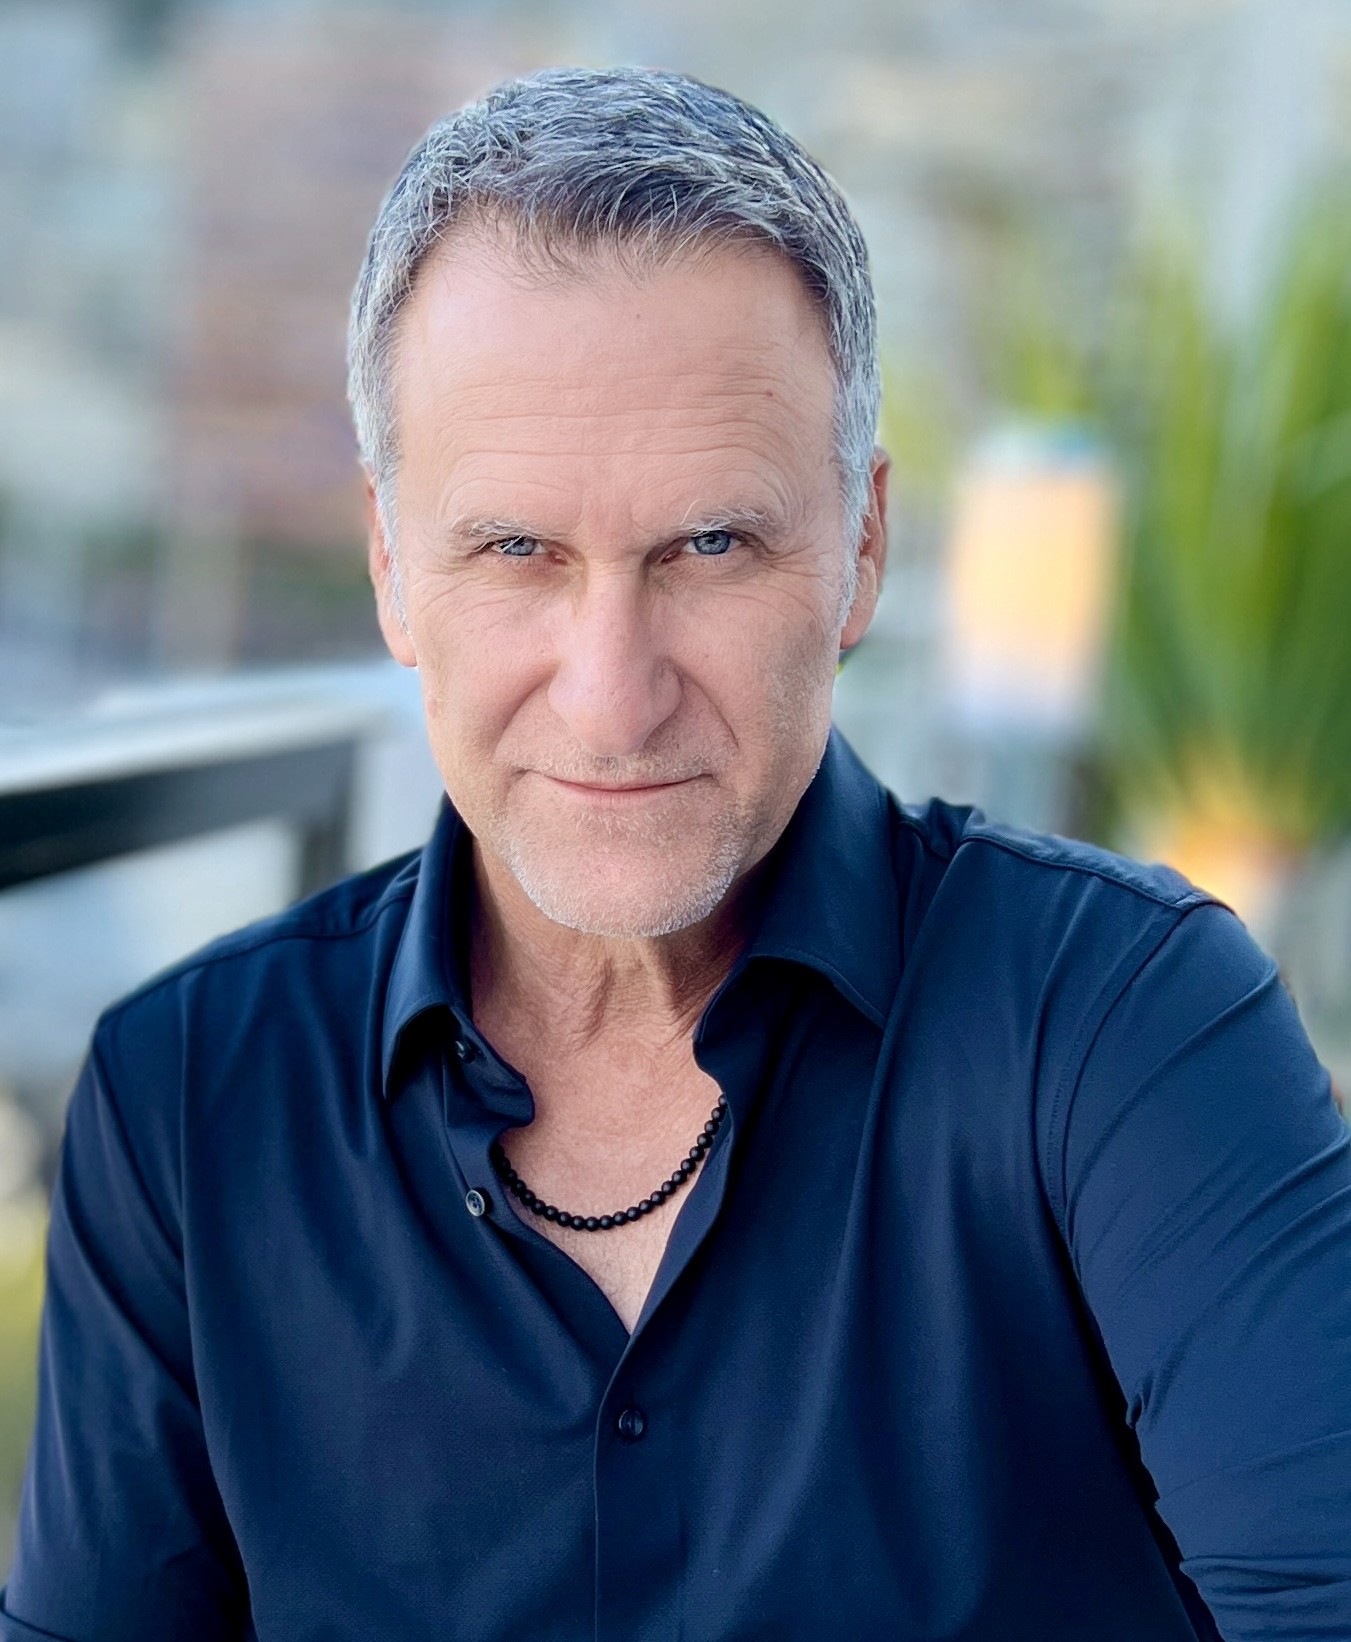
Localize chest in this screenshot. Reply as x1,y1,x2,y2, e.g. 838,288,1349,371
191,1052,1185,1642
494,1056,726,1331
185,955,1188,1639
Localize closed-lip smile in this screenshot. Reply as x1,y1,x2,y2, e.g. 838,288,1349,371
538,774,698,797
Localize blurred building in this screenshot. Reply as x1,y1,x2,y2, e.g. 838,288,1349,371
164,5,542,667
0,0,558,705
0,1,172,711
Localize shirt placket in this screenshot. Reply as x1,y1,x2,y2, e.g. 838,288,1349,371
588,979,774,1642
437,972,772,1642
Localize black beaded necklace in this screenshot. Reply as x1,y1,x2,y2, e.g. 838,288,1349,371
490,1093,728,1232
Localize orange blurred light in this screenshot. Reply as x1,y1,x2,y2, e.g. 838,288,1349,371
944,428,1119,736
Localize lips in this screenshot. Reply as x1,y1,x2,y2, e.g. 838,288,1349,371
548,777,689,793
540,773,697,794
530,766,703,788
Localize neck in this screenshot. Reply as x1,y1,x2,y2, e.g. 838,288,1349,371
469,843,759,1056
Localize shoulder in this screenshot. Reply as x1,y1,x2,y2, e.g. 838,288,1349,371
888,802,1334,1230
882,797,1262,1167
59,848,432,1260
91,846,422,1074
893,796,1209,916
888,797,1217,985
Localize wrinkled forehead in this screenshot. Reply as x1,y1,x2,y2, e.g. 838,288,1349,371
386,226,841,526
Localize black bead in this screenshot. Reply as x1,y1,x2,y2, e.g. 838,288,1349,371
488,1099,730,1230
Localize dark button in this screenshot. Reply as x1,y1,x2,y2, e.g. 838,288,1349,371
465,1189,489,1218
452,1037,478,1062
616,1406,646,1442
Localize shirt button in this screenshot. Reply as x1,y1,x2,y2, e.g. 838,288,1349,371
452,1037,478,1062
616,1406,646,1442
465,1189,489,1218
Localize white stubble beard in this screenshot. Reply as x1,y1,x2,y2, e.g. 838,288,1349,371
494,785,755,939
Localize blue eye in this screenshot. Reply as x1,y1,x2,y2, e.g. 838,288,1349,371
685,529,736,557
491,536,539,558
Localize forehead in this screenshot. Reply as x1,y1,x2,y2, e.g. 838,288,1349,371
388,233,838,528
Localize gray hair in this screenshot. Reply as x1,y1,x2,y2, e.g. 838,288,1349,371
347,65,880,597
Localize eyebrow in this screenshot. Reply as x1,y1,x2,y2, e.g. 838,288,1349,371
446,516,540,543
673,503,780,537
445,504,785,546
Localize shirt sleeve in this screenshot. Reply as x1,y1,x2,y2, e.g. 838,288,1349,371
1060,900,1351,1640
2,1013,252,1641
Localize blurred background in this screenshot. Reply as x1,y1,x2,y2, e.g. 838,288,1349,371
2,0,1350,1564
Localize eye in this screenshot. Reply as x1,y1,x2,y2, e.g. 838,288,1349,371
488,535,541,559
683,529,737,557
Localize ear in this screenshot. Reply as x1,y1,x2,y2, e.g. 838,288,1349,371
366,477,416,668
839,446,890,652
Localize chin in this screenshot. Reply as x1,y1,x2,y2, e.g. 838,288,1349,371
501,837,747,939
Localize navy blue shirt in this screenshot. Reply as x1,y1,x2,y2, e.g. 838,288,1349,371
5,733,1350,1641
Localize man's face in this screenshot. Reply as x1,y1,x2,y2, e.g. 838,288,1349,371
370,234,887,938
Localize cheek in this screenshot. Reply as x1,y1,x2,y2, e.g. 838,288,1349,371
676,595,836,746
411,614,541,758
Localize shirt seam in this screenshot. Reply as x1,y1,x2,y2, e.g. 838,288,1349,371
87,1031,184,1266
1041,899,1216,1237
99,879,419,1026
890,803,957,863
960,831,1215,914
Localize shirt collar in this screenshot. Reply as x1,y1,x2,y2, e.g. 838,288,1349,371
381,794,471,1094
381,727,901,1092
737,728,901,1029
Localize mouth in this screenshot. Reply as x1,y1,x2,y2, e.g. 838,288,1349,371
536,774,700,802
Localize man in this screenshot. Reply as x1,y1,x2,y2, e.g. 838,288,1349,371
3,66,1349,1642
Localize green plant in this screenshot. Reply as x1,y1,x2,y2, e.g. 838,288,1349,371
1102,194,1351,847
0,1195,45,1572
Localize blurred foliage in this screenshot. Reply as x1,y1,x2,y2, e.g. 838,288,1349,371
980,232,1104,431
0,1197,45,1571
1104,195,1351,845
894,185,1351,848
877,362,961,507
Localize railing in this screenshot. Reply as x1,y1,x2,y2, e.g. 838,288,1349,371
0,664,428,896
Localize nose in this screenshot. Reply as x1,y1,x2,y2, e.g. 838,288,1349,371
546,569,681,758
